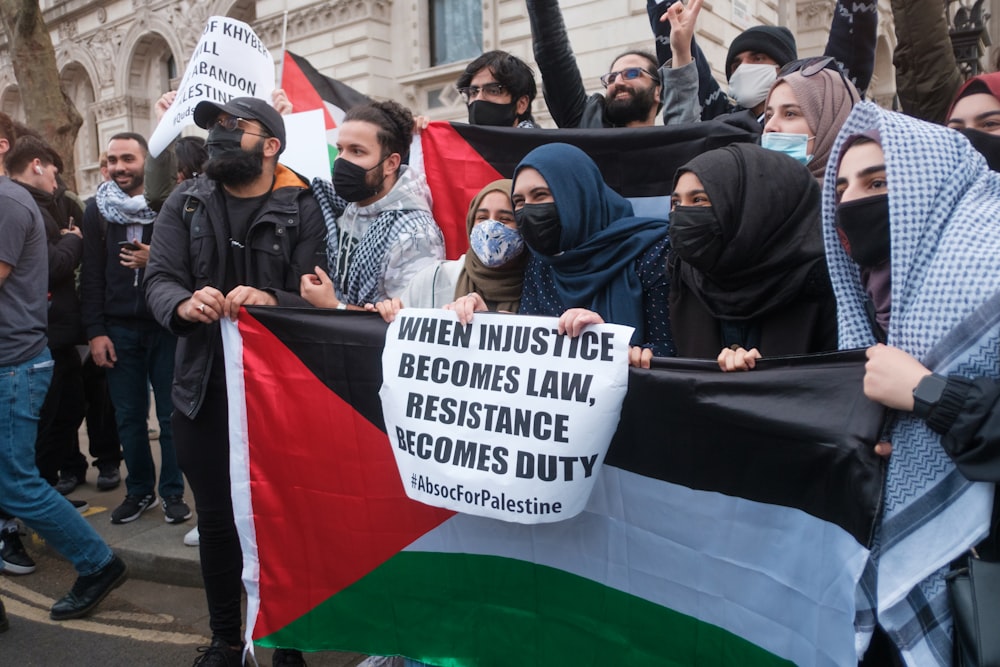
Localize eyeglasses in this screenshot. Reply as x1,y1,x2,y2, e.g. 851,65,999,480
457,82,506,101
778,56,860,104
214,115,271,138
600,67,655,87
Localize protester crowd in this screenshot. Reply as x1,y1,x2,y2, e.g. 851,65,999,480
2,0,1000,665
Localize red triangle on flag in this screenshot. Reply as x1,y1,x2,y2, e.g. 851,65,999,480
237,311,455,638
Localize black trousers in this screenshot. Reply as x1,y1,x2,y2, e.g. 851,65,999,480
34,346,86,484
173,379,243,646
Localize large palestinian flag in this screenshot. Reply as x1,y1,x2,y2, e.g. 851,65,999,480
281,51,371,165
416,121,757,260
223,308,885,667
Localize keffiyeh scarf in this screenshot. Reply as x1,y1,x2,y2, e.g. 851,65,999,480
96,180,157,226
823,102,1000,666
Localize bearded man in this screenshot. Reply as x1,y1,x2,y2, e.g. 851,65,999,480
144,96,326,667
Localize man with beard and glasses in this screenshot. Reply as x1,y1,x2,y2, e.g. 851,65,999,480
525,0,700,128
300,99,444,310
80,132,190,528
145,96,326,667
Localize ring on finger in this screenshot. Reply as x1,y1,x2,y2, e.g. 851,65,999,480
198,303,206,313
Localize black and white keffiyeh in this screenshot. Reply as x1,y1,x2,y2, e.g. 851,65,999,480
823,102,1000,666
95,180,157,226
312,166,442,305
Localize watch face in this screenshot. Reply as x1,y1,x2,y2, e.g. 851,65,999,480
913,374,948,417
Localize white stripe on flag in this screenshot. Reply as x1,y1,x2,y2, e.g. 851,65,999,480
405,466,868,667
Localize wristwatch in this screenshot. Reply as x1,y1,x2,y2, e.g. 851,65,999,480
912,373,948,419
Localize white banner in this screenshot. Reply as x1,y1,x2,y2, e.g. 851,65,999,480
148,16,275,157
380,309,632,524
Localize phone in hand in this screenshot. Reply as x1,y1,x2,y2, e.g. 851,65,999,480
118,241,140,251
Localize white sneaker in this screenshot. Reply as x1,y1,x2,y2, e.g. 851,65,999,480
183,525,199,547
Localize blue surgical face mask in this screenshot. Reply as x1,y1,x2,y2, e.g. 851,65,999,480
761,132,814,165
469,219,525,267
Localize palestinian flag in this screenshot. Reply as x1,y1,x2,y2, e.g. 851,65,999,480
417,121,757,259
281,51,371,165
224,308,885,667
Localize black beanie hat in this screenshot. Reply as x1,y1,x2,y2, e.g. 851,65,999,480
725,26,797,80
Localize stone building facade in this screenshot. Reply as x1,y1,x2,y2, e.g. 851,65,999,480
0,0,917,196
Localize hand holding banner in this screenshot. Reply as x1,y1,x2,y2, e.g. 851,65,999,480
148,16,275,157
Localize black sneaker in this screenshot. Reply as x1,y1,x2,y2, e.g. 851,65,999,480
162,496,192,524
54,473,81,496
1,528,36,575
96,463,121,491
272,648,307,666
70,499,90,514
110,493,156,524
0,594,8,633
192,637,244,666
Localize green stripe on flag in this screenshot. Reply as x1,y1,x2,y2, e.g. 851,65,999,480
256,552,793,667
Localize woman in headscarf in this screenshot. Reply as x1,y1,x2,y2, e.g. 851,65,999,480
367,179,527,321
449,143,675,361
669,142,836,370
826,101,1000,666
761,60,859,183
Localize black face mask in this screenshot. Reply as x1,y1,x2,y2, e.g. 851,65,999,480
515,203,562,256
835,194,890,267
332,157,386,203
669,206,724,273
205,126,245,161
468,99,518,127
203,129,265,187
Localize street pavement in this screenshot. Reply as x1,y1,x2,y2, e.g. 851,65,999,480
0,421,364,666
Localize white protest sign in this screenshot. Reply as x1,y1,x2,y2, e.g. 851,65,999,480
380,310,633,524
279,109,331,182
148,16,275,157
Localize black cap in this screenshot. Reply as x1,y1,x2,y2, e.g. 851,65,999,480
194,96,286,154
725,26,797,80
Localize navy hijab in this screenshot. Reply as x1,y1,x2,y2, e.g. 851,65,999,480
514,143,669,341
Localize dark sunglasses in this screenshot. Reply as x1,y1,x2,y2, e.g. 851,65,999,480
600,67,655,87
778,56,860,103
213,115,272,139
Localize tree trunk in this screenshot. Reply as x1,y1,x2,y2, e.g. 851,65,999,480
0,0,82,191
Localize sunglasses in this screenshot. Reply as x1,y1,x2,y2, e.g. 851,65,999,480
213,115,271,139
600,67,655,87
778,56,860,103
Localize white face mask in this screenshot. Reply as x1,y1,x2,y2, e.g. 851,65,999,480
728,64,778,111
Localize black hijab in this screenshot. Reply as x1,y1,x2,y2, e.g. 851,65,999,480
669,143,835,356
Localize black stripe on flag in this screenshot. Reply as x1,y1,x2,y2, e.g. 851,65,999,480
607,351,885,546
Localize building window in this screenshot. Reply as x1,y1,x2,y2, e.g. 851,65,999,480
430,0,482,66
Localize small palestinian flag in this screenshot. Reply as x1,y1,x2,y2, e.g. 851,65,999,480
281,51,371,165
418,121,756,259
224,308,885,667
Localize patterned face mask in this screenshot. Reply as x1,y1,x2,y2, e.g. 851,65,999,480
469,219,525,267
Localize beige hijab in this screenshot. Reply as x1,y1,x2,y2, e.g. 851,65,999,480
454,179,527,313
767,70,859,183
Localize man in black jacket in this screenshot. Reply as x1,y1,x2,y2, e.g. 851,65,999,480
145,96,326,667
81,132,190,527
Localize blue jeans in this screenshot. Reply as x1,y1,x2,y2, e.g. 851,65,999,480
105,324,183,499
0,349,114,576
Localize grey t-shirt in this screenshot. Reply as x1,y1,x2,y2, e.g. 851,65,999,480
0,176,48,366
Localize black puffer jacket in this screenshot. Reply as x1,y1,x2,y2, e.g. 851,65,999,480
144,165,327,418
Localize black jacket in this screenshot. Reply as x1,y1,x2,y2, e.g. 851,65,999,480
80,198,156,339
525,0,615,128
144,166,327,418
15,182,85,348
925,375,1000,559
